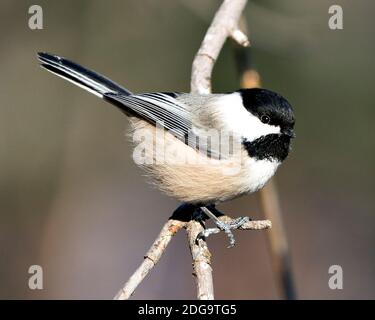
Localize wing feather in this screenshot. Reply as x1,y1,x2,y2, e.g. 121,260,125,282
104,92,222,159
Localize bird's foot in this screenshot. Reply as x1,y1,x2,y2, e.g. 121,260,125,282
198,216,250,248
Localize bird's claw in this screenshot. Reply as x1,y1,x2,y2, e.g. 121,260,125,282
198,216,250,248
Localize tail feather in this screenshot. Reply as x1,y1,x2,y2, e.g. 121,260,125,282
37,52,132,97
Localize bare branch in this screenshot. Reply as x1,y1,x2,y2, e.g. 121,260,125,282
231,28,250,47
219,215,272,230
258,182,296,299
191,0,249,94
196,216,271,238
186,220,215,300
114,219,186,300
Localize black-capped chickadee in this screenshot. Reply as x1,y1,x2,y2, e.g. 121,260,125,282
37,52,295,245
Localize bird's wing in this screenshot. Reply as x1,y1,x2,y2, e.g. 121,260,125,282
104,92,222,159
105,92,191,140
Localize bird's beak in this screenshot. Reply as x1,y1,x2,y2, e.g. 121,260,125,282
282,128,296,138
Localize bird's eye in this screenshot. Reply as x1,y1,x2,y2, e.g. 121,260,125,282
260,115,270,124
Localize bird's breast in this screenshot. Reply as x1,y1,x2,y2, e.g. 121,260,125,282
241,157,280,193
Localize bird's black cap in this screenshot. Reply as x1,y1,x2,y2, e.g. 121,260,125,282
238,88,295,130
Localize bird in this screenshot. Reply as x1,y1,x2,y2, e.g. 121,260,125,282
37,52,295,246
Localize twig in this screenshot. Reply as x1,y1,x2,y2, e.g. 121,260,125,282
191,0,249,94
186,216,271,300
114,209,271,300
219,215,272,230
258,182,296,299
186,220,214,300
114,218,186,300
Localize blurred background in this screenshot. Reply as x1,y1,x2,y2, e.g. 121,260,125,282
0,0,374,299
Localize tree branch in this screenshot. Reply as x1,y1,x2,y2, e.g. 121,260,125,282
114,218,186,300
114,212,270,300
191,0,249,94
219,215,272,230
186,220,214,300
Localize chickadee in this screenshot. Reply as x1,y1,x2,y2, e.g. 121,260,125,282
37,52,295,245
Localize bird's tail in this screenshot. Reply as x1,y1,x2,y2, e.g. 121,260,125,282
37,52,132,97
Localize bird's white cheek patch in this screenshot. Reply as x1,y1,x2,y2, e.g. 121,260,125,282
217,93,280,142
242,114,280,142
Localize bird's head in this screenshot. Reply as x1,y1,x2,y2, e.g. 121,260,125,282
238,88,295,162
